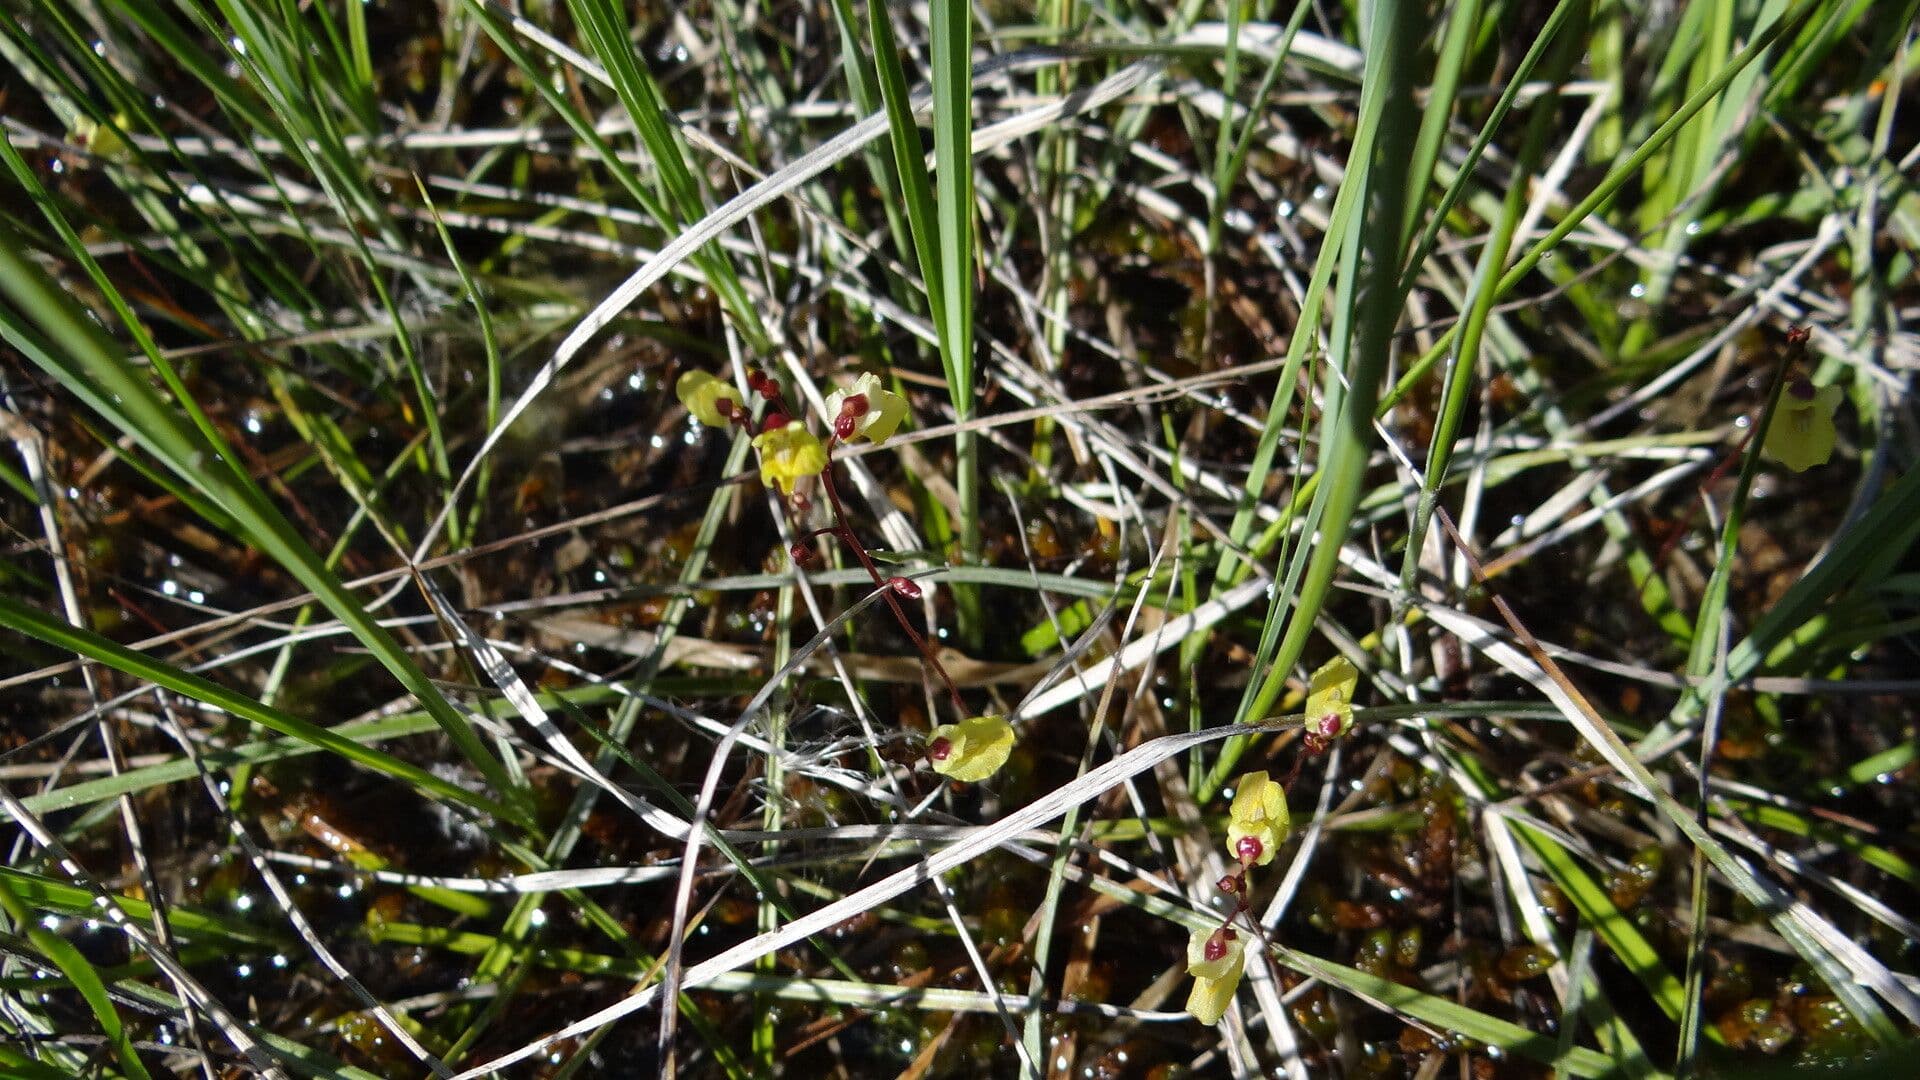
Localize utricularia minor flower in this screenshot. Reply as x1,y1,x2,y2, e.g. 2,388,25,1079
676,369,745,428
1227,771,1289,866
1764,378,1842,473
1186,926,1246,1025
826,372,909,445
751,422,828,495
1305,655,1358,742
926,715,1014,782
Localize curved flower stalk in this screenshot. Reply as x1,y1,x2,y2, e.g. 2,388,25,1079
675,364,1011,778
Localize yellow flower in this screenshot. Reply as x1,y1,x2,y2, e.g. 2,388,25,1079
675,369,745,428
826,372,909,445
1305,655,1358,741
1227,771,1288,866
1764,379,1842,473
926,715,1014,783
1185,927,1246,1025
751,422,828,494
70,113,135,162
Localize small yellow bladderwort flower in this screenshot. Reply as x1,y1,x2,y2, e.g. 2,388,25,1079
751,422,828,495
826,372,909,445
676,370,745,428
69,112,132,161
926,715,1014,782
1185,926,1246,1025
1764,378,1842,473
1305,655,1359,742
1227,771,1288,866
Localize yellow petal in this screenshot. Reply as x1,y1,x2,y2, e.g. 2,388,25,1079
751,422,828,494
1763,383,1842,473
675,370,744,428
1229,771,1268,822
827,373,911,445
861,383,909,443
1184,929,1246,1024
1305,655,1358,739
1186,974,1240,1025
928,715,1015,782
1185,927,1245,979
1226,772,1287,865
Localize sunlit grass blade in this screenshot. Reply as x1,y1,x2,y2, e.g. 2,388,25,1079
564,0,771,353
1206,0,1422,797
0,875,155,1080
867,5,948,335
1381,1,1816,408
0,215,529,827
1396,3,1586,599
929,0,981,644
0,593,510,822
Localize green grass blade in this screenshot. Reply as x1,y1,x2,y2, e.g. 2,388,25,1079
1396,3,1586,599
929,0,981,643
564,0,771,353
0,593,510,822
0,874,155,1080
1223,0,1421,744
866,4,948,334
0,213,530,829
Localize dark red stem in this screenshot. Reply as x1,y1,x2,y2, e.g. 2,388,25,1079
744,373,968,716
816,448,968,715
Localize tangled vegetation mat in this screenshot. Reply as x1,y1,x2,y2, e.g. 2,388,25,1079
1,0,1917,1076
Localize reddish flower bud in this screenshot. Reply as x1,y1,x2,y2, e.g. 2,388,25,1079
928,737,953,762
834,412,857,440
746,369,768,392
1217,874,1239,894
790,542,813,565
1235,835,1264,864
887,576,922,599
